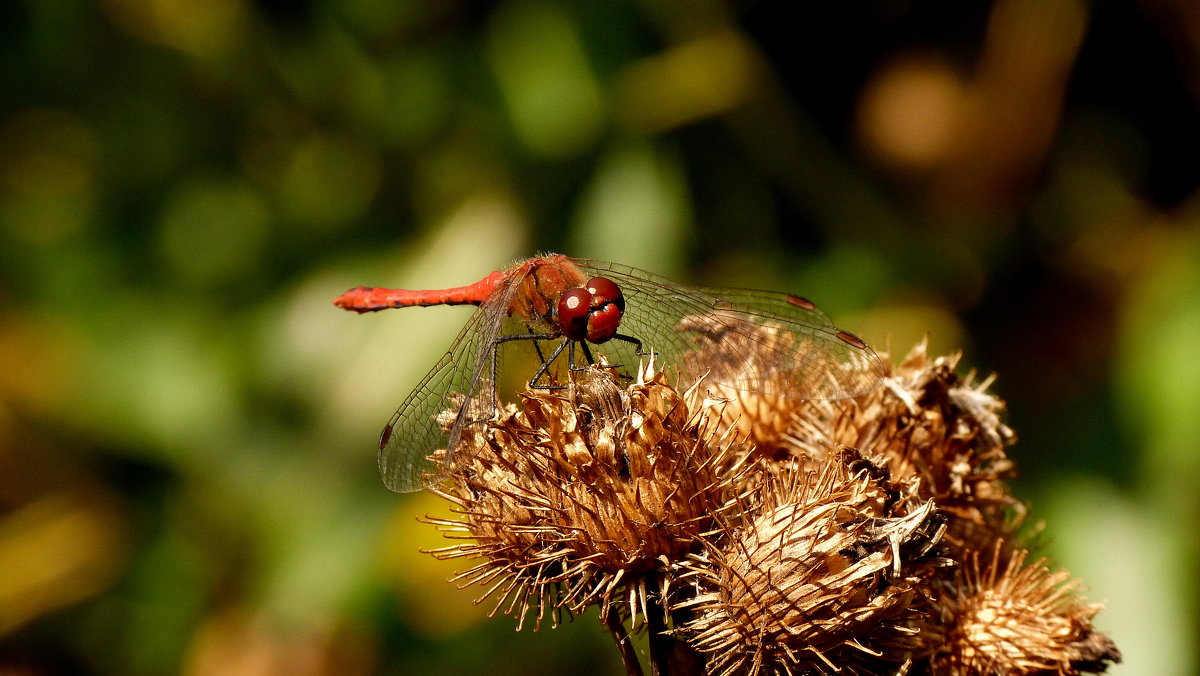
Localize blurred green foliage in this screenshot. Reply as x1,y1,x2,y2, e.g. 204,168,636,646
1,0,1197,674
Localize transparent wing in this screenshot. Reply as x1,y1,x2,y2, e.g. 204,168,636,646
572,258,885,400
377,274,524,493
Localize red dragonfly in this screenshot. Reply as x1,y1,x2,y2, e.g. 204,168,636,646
335,253,884,492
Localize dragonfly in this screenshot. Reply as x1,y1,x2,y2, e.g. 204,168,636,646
335,253,884,492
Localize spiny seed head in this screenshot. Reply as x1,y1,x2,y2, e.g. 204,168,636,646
679,328,803,458
929,546,1122,675
673,450,947,676
784,340,1025,554
675,311,871,461
422,363,747,629
414,322,1119,675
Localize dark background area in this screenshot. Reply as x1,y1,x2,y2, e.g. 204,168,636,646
2,0,1196,673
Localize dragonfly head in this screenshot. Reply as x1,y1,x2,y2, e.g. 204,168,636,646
556,276,625,344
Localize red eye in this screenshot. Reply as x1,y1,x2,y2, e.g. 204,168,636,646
583,277,624,343
556,287,592,341
556,277,627,344
585,277,624,312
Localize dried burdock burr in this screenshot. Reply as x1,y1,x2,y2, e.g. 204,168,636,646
418,333,1120,675
421,362,747,633
783,341,1026,558
927,545,1122,675
672,448,947,675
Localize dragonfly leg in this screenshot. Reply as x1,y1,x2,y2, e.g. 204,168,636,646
614,332,656,360
468,334,554,426
526,338,571,390
608,333,655,383
568,340,620,372
570,341,637,383
493,332,569,390
528,326,550,365
573,342,595,371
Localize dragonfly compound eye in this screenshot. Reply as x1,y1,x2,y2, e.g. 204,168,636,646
582,277,624,343
585,277,624,312
557,287,594,341
557,279,626,344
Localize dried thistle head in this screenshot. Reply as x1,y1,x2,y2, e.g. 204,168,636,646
927,545,1122,675
414,324,1120,676
421,364,747,629
676,314,813,458
676,311,881,461
785,340,1025,554
673,449,947,676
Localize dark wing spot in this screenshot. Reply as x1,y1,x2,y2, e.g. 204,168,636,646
378,424,395,450
786,295,816,311
836,330,868,350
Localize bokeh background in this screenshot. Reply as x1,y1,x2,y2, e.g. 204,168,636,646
2,1,1197,674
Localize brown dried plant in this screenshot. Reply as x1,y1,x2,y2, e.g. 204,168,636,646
418,323,1120,675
